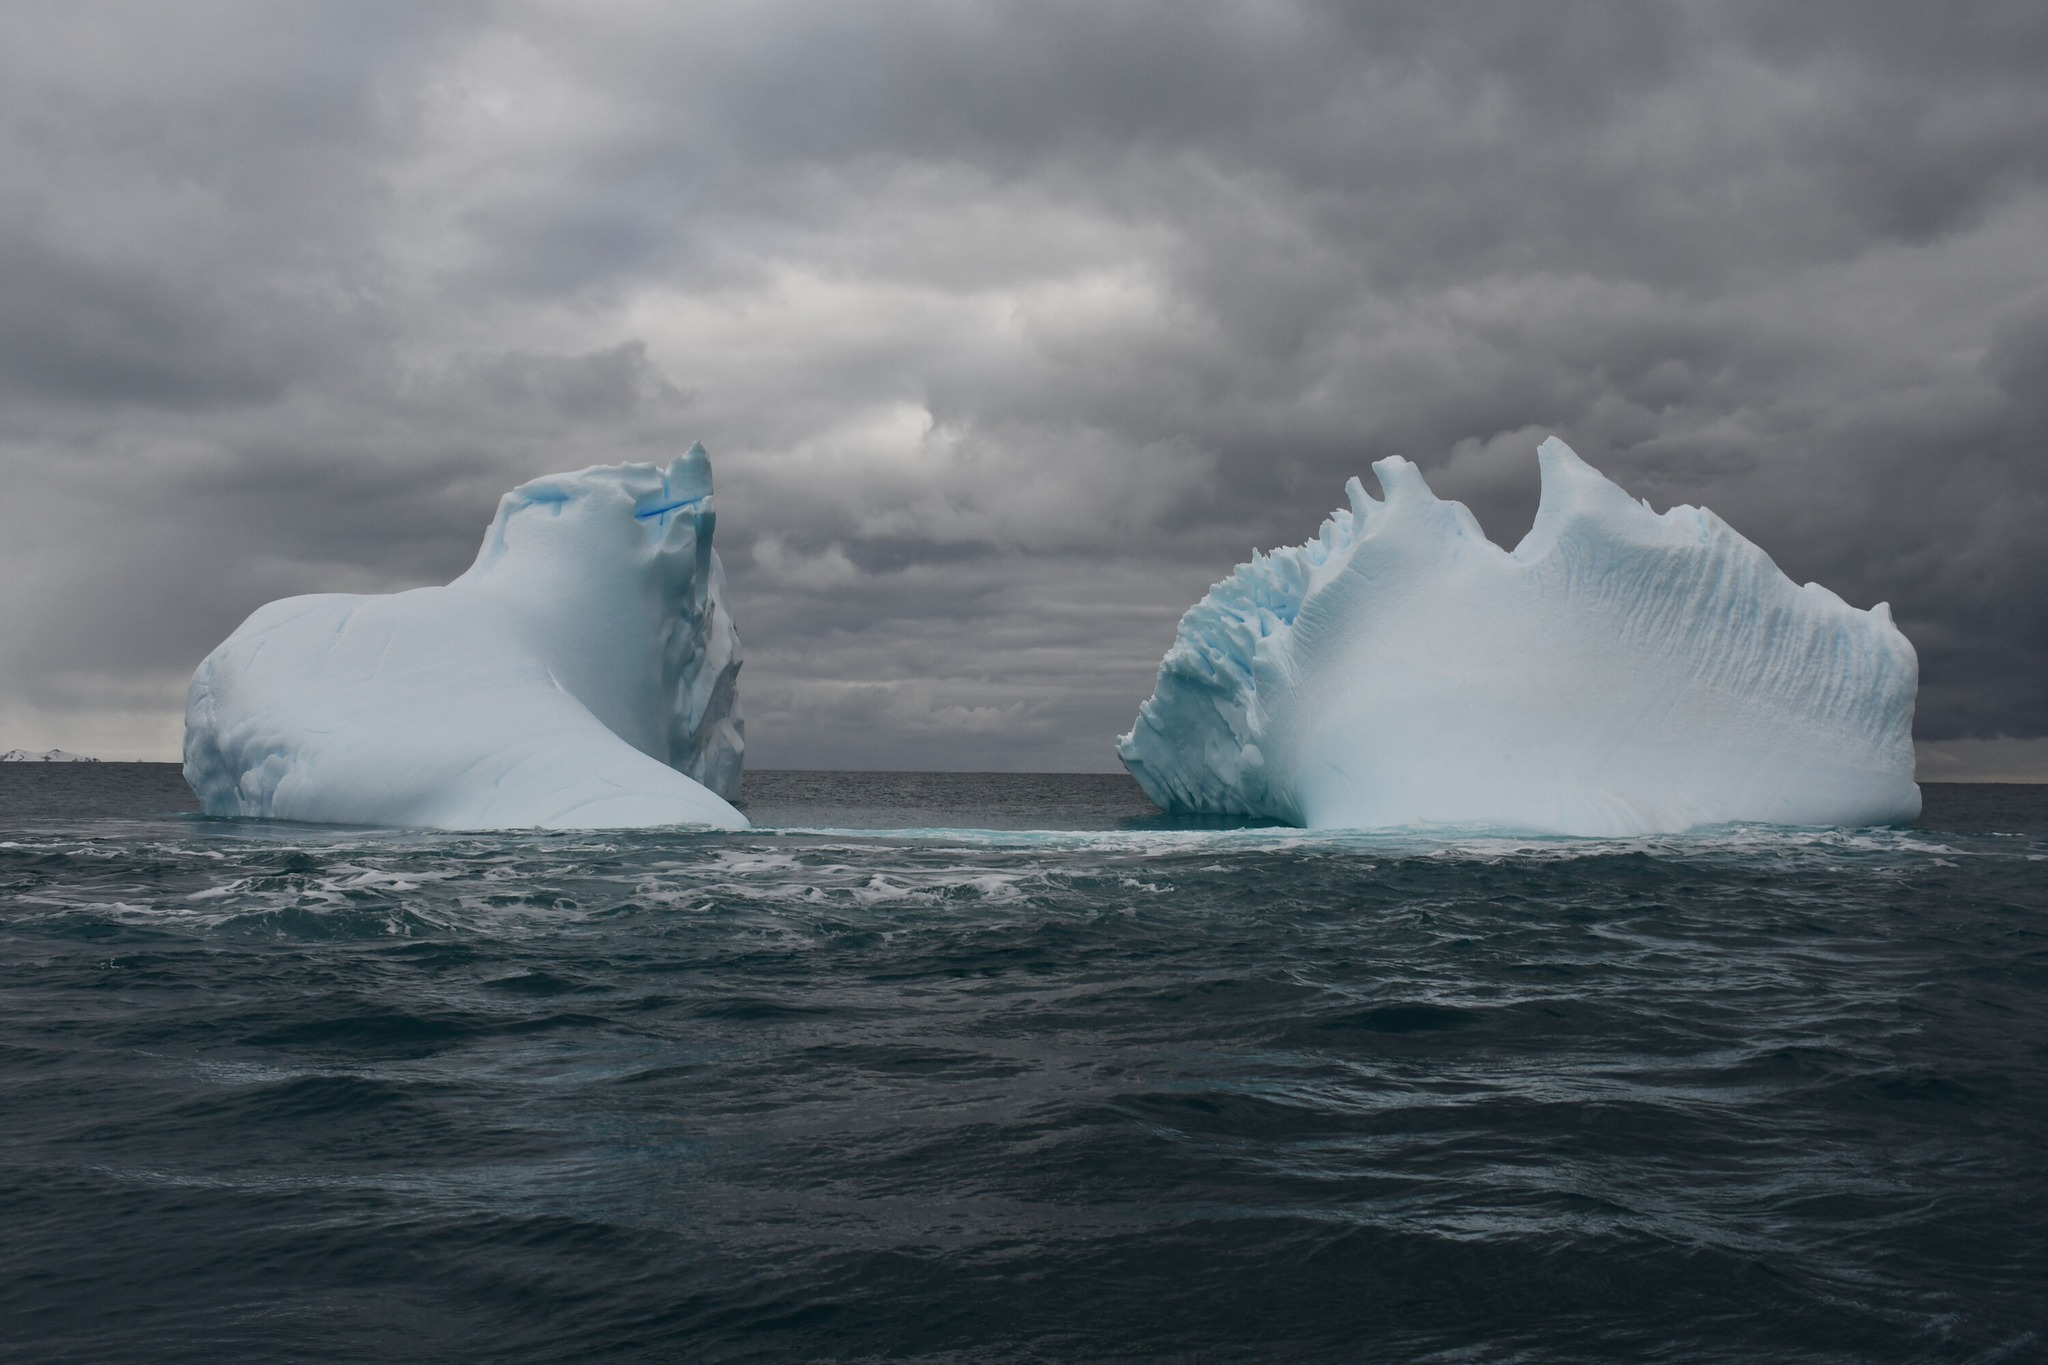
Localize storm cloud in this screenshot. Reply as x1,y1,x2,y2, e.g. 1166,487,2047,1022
3,0,2044,774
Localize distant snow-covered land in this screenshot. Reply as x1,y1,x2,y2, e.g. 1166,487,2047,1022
1,749,100,762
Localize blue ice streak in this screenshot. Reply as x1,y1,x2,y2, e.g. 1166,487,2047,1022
635,495,707,521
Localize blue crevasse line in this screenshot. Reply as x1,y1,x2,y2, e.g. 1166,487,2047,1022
636,494,708,521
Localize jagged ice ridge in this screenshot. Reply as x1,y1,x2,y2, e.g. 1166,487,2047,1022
185,445,746,830
1118,437,1919,836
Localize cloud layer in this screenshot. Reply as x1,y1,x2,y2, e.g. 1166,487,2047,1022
4,1,2045,775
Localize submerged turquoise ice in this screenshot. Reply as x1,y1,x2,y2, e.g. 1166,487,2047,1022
183,446,746,831
1120,437,1920,836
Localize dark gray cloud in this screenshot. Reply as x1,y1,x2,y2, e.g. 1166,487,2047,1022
2,0,2044,775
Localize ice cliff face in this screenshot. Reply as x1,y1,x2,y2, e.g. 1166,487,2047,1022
185,445,746,830
1117,437,1919,836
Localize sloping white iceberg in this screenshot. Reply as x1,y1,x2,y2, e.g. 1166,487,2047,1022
1118,437,1919,835
185,445,747,830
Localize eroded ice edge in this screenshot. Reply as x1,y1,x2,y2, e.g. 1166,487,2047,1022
1118,437,1920,837
184,445,747,830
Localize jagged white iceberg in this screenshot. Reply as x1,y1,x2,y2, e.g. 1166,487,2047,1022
185,445,746,830
1118,437,1919,835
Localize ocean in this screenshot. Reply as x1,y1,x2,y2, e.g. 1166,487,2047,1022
1,765,2042,1363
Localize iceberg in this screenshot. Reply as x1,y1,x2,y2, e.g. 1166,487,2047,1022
1117,437,1919,836
184,445,747,830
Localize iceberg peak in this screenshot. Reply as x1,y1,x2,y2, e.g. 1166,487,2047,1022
1370,456,1436,506
1344,475,1377,522
1117,436,1918,836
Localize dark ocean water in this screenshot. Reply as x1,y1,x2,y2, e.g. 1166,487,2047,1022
2,766,2043,1364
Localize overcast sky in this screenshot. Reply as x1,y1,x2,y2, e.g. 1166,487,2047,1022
2,1,2044,776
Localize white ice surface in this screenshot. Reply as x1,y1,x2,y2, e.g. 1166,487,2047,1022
184,446,746,830
1117,437,1920,836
